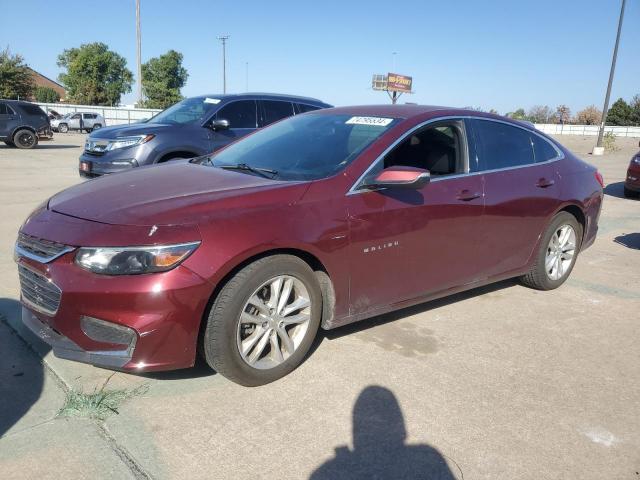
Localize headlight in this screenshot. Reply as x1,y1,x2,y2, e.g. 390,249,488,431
75,242,200,275
106,134,155,151
633,156,640,165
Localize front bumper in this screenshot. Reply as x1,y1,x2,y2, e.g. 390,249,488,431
16,212,211,372
79,151,139,178
22,307,134,369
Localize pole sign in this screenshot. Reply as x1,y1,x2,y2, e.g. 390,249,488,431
386,73,412,93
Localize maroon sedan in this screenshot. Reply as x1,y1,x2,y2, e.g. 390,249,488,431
624,142,640,198
15,106,603,386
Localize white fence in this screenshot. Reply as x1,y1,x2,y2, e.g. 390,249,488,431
35,102,162,126
535,123,640,138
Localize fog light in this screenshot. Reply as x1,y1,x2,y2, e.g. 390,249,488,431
80,316,137,352
111,160,137,167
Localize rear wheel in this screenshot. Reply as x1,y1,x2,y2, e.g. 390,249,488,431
58,123,68,133
520,212,582,290
202,255,322,386
13,129,38,149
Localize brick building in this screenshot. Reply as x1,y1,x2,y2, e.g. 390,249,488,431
27,68,66,101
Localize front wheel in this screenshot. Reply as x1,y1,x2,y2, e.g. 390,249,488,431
58,123,68,133
520,212,582,290
202,255,322,386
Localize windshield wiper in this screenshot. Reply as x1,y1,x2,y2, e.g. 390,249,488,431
218,163,278,179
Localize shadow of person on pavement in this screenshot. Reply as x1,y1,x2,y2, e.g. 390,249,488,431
310,386,460,480
0,298,48,438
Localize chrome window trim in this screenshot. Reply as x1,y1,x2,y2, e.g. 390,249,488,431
347,115,564,195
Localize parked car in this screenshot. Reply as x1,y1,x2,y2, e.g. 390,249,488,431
15,105,603,386
623,141,640,198
0,99,52,148
78,93,331,178
52,112,105,133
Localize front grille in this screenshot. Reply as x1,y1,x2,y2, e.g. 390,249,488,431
18,264,62,316
16,232,73,263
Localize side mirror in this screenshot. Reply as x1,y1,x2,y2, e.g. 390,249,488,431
362,166,430,190
210,119,230,131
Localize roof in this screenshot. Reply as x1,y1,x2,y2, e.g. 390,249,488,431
193,92,330,105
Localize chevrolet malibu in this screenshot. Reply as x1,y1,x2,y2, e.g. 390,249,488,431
15,105,603,386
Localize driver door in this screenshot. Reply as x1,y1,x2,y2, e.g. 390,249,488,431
69,113,82,130
346,119,485,316
210,100,258,151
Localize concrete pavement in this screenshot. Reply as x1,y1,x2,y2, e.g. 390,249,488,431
0,133,638,479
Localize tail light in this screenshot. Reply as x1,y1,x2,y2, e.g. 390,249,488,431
595,171,604,188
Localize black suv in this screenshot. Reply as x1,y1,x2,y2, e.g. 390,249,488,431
0,100,52,149
79,93,331,177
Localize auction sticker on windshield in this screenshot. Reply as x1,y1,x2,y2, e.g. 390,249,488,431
204,98,221,104
345,116,393,126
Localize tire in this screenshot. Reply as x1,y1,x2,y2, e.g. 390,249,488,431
202,255,322,386
3,141,15,147
623,186,638,198
92,123,102,131
58,123,68,133
13,129,38,149
520,212,582,290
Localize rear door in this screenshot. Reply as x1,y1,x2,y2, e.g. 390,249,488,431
470,118,562,277
0,102,18,138
347,119,485,315
211,100,258,151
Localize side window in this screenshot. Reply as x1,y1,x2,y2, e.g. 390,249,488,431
216,101,257,129
262,101,294,126
381,123,464,176
532,135,559,163
83,113,95,119
71,113,81,119
473,119,534,170
295,103,321,114
0,103,7,115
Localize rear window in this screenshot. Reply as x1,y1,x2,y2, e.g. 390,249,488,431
295,103,321,114
18,103,45,116
532,135,559,163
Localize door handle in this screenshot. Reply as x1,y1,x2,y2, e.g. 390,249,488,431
456,190,481,201
536,178,555,188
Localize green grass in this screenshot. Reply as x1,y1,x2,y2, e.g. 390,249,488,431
57,373,148,421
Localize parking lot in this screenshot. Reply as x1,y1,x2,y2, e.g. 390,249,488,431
1,133,639,479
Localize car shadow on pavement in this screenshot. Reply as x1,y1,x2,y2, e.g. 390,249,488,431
0,144,79,150
603,182,626,199
138,355,216,381
614,233,640,250
310,385,460,480
319,279,517,345
0,298,48,439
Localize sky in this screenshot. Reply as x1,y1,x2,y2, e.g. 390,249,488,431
1,0,639,114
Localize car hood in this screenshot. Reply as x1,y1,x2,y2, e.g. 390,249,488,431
88,122,176,139
49,162,309,226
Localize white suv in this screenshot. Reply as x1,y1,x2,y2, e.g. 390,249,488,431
52,112,105,133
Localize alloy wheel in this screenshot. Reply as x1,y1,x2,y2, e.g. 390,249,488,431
545,224,576,281
236,275,311,370
17,132,35,147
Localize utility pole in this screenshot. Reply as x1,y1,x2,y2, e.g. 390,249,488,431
593,0,626,155
217,35,230,93
136,0,142,105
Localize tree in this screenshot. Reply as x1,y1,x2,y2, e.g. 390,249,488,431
34,86,60,103
0,47,33,99
506,108,527,120
629,94,640,126
141,50,188,109
606,98,633,126
57,42,133,105
575,105,602,125
555,105,571,125
527,105,553,124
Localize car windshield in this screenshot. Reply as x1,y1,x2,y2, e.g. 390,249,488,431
148,97,219,125
208,113,398,181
